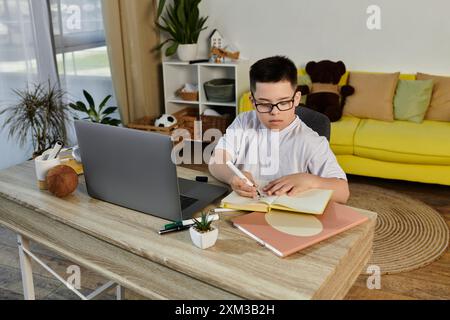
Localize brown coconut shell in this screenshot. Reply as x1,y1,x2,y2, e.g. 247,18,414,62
46,165,78,198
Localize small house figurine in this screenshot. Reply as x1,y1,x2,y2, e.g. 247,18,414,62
209,29,224,50
208,29,240,63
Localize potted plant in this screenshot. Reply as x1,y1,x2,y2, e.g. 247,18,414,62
154,0,208,61
190,211,218,249
69,90,121,126
0,82,71,158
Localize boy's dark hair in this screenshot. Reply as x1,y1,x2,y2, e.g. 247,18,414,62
250,56,297,93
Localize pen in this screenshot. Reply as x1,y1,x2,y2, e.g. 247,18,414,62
213,208,239,213
164,213,219,230
158,225,191,235
226,161,262,198
44,141,64,161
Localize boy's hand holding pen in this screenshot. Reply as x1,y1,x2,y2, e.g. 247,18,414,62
226,161,262,199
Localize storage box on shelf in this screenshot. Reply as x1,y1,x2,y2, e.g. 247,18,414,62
172,107,231,142
176,87,199,102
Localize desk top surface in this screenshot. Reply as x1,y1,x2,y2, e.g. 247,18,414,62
0,161,376,299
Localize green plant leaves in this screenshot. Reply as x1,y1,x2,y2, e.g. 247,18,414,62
157,0,167,18
166,42,179,56
102,106,117,116
192,211,213,232
98,95,112,112
0,82,71,156
177,0,186,28
83,90,95,110
71,90,121,127
154,0,208,55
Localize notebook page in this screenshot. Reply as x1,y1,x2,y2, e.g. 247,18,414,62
271,189,333,215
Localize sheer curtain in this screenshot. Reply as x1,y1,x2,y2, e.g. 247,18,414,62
0,0,58,169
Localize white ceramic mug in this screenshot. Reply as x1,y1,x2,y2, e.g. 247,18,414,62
34,150,61,190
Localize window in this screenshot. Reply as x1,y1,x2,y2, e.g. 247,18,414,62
48,0,116,106
49,0,105,54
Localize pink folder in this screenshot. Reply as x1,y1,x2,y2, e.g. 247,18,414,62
232,202,369,258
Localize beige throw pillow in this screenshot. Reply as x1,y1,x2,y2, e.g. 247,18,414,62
343,72,400,121
416,72,450,121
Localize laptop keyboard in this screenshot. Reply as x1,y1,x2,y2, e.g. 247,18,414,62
180,195,198,210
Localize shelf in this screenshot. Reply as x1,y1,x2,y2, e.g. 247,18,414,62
167,98,199,105
163,60,249,124
163,59,245,67
202,100,236,107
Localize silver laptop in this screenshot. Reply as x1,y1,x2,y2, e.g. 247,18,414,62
74,121,228,221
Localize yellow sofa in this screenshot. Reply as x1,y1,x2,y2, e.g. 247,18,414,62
330,116,450,185
238,92,450,186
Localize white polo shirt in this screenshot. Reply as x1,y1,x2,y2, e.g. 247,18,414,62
214,110,347,183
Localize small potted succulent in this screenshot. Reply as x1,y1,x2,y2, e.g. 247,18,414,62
189,211,218,249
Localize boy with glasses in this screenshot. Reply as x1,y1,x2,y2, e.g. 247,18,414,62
209,56,349,203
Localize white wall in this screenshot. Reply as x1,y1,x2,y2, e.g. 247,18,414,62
195,0,450,74
0,124,33,169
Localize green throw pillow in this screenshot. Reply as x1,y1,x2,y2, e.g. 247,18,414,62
394,79,433,123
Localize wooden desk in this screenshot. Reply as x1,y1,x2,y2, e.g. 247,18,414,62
0,161,376,300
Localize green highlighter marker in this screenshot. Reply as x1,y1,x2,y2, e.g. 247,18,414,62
164,213,219,230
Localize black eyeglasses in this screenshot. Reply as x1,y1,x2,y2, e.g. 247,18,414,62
251,92,296,113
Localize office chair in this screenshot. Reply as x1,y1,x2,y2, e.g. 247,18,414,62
295,104,331,141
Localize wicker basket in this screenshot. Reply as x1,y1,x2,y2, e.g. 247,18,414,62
173,108,231,140
127,115,178,135
176,88,199,101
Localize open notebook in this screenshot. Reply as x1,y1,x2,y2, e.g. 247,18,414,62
232,202,369,258
220,188,334,215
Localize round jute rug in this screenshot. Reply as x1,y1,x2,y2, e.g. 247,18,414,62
347,183,449,275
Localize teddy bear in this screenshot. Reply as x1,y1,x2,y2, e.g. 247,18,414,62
298,60,354,122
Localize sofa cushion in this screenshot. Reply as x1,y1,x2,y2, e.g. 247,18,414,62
416,72,450,121
354,119,450,165
394,79,434,123
344,72,400,122
330,116,361,155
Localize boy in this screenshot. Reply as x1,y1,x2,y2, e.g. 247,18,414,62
208,56,349,203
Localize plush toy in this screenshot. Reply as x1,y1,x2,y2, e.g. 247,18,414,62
298,60,354,122
155,114,177,128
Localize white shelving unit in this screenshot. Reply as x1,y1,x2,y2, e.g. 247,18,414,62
162,59,250,122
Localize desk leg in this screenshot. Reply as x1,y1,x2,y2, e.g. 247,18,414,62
116,285,124,300
17,235,36,300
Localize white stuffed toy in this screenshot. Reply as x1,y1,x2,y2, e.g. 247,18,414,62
155,114,177,127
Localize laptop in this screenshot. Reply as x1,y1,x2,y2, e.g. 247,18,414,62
74,121,229,221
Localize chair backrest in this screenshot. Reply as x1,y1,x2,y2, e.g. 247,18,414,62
295,104,331,141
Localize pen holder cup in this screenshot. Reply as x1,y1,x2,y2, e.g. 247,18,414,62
34,151,61,190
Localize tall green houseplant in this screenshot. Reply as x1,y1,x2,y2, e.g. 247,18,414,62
0,82,71,157
155,0,208,56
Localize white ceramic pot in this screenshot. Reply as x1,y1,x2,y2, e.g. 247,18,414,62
189,226,218,249
34,151,61,190
177,43,198,61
